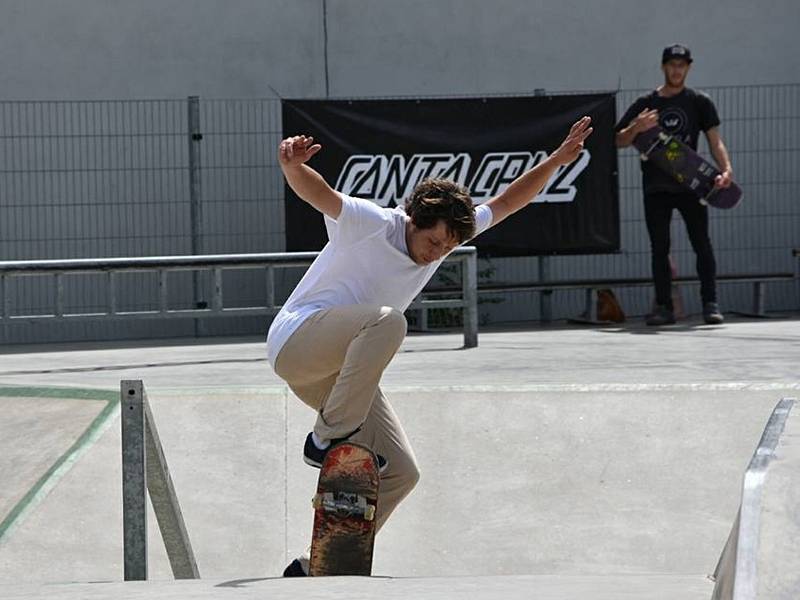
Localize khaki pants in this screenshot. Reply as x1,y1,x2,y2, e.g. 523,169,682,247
274,304,420,533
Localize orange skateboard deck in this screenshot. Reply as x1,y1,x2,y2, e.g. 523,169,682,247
309,442,379,576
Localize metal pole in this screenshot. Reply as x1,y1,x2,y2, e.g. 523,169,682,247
187,96,205,335
753,281,766,316
0,274,6,319
462,249,478,348
121,380,200,580
108,272,117,315
143,392,200,579
539,256,552,323
121,381,147,581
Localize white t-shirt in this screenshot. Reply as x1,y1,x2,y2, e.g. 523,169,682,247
266,193,494,365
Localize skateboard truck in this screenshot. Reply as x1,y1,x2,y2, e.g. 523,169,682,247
639,131,672,161
313,491,376,521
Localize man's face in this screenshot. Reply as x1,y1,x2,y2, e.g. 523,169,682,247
407,219,459,265
662,59,691,88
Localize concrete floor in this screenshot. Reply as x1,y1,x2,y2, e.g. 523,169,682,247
0,314,798,598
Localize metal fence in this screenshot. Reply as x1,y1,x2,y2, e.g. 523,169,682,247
485,84,800,324
1,85,798,344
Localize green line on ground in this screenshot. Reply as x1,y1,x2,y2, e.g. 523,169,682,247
0,387,119,544
0,386,116,401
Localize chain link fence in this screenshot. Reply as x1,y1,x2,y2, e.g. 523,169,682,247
1,85,798,344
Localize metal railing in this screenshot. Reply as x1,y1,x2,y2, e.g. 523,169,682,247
121,379,199,580
1,87,797,343
0,246,479,347
712,397,797,599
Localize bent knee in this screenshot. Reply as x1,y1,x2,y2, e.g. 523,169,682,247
397,460,420,492
378,306,408,340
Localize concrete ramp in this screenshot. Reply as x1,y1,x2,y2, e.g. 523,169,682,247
0,573,713,600
712,398,799,599
0,385,790,586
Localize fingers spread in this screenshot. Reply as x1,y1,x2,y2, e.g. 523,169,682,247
570,116,592,134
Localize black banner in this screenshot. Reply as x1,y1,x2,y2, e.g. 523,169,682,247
282,94,618,256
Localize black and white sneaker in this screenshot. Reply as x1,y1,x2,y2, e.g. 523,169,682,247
703,302,724,325
303,432,388,472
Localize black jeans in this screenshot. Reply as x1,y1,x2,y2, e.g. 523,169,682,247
644,191,717,309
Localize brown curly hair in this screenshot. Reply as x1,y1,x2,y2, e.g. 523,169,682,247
404,178,476,243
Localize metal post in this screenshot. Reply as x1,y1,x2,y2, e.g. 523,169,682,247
188,96,205,334
462,249,478,348
212,268,223,312
419,306,429,331
143,393,200,579
108,272,117,315
121,381,147,581
0,274,6,319
55,274,64,318
158,270,168,313
583,288,594,321
753,281,766,316
120,380,200,581
266,266,275,309
539,256,552,323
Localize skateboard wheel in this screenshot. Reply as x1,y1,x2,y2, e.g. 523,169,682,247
364,505,376,521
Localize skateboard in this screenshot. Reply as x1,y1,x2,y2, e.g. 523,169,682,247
633,126,742,209
309,442,380,576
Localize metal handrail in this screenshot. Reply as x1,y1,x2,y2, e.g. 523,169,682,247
0,247,479,348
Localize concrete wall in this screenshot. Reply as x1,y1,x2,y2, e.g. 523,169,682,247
1,1,798,100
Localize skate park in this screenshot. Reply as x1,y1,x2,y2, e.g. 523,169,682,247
2,1,800,598
1,317,799,599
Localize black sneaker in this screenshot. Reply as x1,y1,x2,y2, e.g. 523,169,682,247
646,305,676,326
703,302,724,325
303,432,388,472
282,558,307,577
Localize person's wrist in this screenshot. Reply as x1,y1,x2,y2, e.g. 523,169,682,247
282,162,303,173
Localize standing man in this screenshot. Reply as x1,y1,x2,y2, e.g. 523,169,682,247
616,44,733,326
270,118,593,576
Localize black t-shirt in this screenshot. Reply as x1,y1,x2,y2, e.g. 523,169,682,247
616,87,721,195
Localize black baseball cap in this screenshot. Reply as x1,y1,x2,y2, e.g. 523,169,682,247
662,44,693,64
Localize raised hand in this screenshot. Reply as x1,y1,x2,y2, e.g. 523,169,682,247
279,135,322,169
550,116,593,166
633,108,659,134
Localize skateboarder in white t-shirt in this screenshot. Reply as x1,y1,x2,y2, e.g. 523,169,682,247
271,117,593,576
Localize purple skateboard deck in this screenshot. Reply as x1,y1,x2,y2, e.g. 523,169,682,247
633,126,742,209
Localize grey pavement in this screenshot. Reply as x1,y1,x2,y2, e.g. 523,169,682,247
1,316,798,389
0,314,798,598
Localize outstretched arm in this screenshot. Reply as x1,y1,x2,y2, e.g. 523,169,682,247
279,135,342,219
485,116,593,226
705,127,733,189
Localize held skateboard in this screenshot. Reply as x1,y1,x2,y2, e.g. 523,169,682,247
633,125,742,209
309,442,380,576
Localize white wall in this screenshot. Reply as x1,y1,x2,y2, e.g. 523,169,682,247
0,1,797,100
